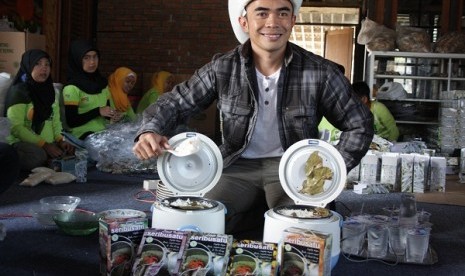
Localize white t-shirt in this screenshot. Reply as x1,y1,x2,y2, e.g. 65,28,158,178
242,68,284,158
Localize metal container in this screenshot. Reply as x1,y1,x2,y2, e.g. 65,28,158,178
263,139,347,270
152,132,225,233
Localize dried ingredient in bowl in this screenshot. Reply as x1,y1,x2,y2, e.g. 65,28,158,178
166,198,214,209
278,207,330,219
300,151,333,195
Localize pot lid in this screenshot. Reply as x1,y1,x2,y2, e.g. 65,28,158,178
279,139,346,207
157,132,223,197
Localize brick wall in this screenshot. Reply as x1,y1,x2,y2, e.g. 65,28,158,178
96,0,239,97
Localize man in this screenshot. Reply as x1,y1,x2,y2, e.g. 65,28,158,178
133,0,374,234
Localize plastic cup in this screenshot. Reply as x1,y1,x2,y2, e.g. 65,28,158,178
342,221,366,255
417,210,431,224
388,224,408,256
406,227,430,263
399,193,418,227
367,223,389,258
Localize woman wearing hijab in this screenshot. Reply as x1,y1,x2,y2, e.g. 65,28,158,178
5,49,74,171
136,71,174,114
63,39,117,139
105,67,137,123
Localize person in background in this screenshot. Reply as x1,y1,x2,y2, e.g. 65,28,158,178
4,49,74,171
133,0,373,234
63,39,118,140
105,67,137,123
0,142,20,193
136,71,174,114
319,81,399,142
353,81,399,141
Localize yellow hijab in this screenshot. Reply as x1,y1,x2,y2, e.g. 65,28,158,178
108,67,137,112
151,71,172,93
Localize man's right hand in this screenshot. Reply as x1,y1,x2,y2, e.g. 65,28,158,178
132,132,170,160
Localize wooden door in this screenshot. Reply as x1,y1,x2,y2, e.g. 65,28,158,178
324,28,354,81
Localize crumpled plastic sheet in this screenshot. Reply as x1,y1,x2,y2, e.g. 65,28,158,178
84,117,157,174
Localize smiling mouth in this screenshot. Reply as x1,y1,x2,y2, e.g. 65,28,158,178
262,33,282,39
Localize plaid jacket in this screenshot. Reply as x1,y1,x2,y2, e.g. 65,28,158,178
136,41,374,170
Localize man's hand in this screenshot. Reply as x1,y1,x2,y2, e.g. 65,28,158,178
132,132,170,160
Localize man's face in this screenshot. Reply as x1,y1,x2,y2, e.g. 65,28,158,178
240,0,295,53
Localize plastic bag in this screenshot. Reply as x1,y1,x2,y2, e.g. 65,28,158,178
0,72,12,117
84,116,157,174
357,18,381,44
376,82,408,100
45,172,76,185
357,18,396,51
20,171,53,187
396,26,432,53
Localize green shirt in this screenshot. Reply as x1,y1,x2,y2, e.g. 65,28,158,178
136,88,160,114
319,101,399,142
7,94,63,146
104,87,136,121
62,84,110,139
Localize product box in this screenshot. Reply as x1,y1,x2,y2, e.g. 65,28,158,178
132,228,191,275
429,156,446,192
51,156,76,174
279,227,332,276
226,239,278,276
99,209,148,276
0,31,46,76
180,232,233,275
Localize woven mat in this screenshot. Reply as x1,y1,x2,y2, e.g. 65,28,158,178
415,175,465,207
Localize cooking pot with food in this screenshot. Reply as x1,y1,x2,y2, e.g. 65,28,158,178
263,139,347,270
152,132,225,234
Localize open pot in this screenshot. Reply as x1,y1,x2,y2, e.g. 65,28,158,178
160,196,218,211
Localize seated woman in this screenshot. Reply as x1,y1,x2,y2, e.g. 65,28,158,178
63,39,117,140
105,67,137,123
5,49,74,171
136,71,174,113
319,81,399,142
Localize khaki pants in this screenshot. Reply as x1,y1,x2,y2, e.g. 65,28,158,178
205,157,294,234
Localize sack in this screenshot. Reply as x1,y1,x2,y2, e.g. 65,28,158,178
376,82,408,100
396,26,432,52
434,31,465,53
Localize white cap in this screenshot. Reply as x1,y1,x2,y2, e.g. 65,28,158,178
228,0,303,44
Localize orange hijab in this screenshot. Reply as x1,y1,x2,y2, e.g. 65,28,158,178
108,67,137,112
151,71,172,93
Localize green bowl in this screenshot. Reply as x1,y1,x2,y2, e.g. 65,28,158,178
53,210,99,236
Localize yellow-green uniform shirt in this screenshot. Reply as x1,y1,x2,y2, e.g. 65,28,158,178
136,88,160,114
62,84,110,139
104,87,136,121
7,96,64,146
319,101,399,142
